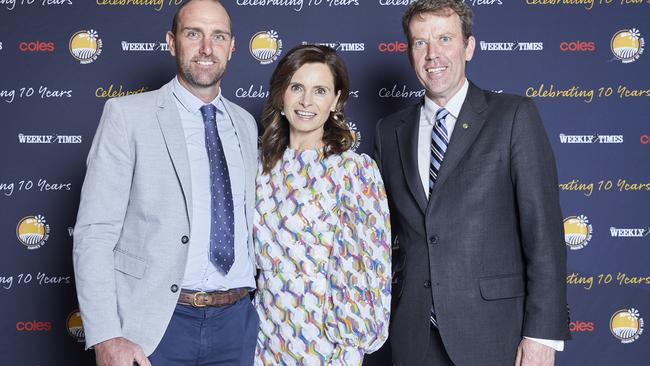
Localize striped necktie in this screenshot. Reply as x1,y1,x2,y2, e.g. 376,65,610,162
429,107,449,197
429,107,449,328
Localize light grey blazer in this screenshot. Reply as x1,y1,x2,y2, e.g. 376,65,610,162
72,80,258,355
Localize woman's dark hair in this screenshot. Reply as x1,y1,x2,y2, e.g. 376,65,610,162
260,44,354,174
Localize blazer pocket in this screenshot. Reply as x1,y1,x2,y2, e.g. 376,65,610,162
479,273,525,300
114,249,147,279
461,150,504,173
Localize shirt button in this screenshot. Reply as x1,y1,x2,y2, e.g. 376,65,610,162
170,284,179,293
429,236,438,245
181,235,189,244
423,280,431,288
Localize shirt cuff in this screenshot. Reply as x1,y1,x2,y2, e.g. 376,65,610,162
524,337,564,351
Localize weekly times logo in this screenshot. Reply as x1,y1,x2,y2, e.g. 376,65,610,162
610,308,644,344
69,30,103,64
563,215,593,250
249,30,282,65
609,226,650,238
558,133,623,144
301,41,364,52
479,41,543,51
16,215,50,250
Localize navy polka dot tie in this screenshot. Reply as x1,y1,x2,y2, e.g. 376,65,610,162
200,104,234,274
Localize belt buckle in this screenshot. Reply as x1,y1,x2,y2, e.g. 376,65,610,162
192,291,208,307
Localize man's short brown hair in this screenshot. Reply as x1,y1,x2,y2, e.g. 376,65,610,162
402,0,474,45
171,0,230,35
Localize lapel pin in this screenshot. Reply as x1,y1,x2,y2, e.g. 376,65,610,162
462,123,469,129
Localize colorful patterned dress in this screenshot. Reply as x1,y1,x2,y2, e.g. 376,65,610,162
254,148,391,366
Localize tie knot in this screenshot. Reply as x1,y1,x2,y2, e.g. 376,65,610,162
435,108,449,123
200,104,217,122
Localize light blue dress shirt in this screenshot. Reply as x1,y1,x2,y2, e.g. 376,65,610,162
171,77,255,291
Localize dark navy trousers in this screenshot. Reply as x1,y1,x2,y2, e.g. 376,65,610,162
148,296,259,366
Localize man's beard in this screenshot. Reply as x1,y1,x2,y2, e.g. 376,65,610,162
179,57,226,88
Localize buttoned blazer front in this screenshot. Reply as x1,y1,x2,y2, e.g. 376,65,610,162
374,82,570,366
72,80,258,355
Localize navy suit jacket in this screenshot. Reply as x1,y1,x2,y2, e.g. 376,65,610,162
374,82,570,366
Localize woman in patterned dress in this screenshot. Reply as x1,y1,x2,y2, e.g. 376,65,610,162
253,44,392,365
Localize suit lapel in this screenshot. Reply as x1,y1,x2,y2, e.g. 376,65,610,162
155,82,193,224
427,83,488,210
396,103,428,214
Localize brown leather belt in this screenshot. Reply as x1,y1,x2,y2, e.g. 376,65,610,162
178,288,249,307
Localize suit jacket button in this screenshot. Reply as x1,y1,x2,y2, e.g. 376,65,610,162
181,235,189,244
429,236,438,245
424,280,431,288
171,284,179,293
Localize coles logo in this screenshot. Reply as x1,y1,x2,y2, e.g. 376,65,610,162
569,320,594,332
19,41,55,52
611,28,644,64
69,29,103,64
66,310,85,342
610,308,644,344
249,30,282,65
641,134,649,145
16,215,50,250
560,41,595,52
16,321,52,332
563,215,593,250
378,41,408,53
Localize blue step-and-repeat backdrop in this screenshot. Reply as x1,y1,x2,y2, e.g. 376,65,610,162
1,1,649,365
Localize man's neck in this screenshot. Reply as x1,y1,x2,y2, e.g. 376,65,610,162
176,75,220,103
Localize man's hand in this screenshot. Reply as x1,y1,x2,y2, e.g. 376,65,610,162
94,337,151,366
514,338,555,366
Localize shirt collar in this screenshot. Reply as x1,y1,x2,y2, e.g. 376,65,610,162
172,76,222,114
421,78,469,125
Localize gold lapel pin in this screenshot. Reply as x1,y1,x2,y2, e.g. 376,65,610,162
462,123,469,129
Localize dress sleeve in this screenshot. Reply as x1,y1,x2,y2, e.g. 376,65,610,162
325,154,392,354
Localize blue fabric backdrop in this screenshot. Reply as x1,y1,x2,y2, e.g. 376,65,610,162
1,1,649,364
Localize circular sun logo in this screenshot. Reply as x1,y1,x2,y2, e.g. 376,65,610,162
610,308,644,344
611,28,644,64
16,215,50,250
249,30,282,65
69,29,103,64
66,310,85,343
563,215,593,250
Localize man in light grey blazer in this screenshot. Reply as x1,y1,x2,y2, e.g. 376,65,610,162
73,1,259,365
375,1,570,365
